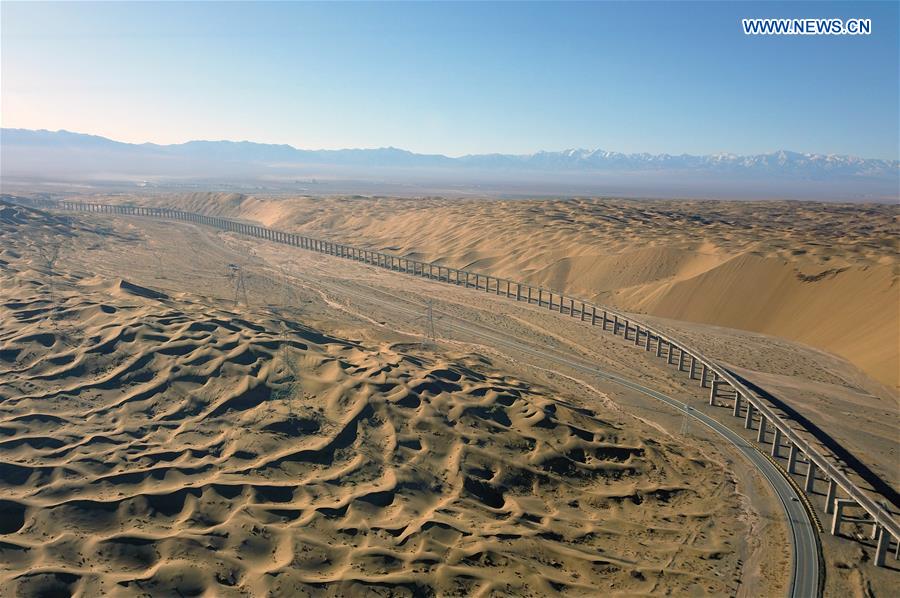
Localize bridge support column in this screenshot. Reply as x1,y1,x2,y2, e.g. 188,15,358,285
700,364,709,387
709,380,719,406
677,349,686,371
689,356,697,379
613,315,620,335
667,345,676,365
591,306,597,325
634,325,641,344
825,478,837,514
875,526,889,567
733,393,742,417
771,427,782,457
744,403,754,429
645,331,652,351
831,498,855,536
805,461,817,493
757,415,767,442
788,443,799,473
529,287,534,304
656,339,664,358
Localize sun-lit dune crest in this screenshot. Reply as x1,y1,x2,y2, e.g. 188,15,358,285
153,193,895,389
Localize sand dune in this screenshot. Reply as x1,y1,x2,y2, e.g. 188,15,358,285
1,202,747,595
134,193,896,391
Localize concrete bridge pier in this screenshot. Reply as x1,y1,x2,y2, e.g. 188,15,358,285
667,345,676,365
677,349,685,371
874,526,891,567
756,415,767,443
831,498,855,536
771,427,782,457
656,339,664,357
644,331,652,351
825,478,838,514
700,364,709,387
733,393,742,417
709,380,719,406
805,461,817,493
613,315,620,335
744,403,755,429
634,325,641,345
788,443,799,473
689,356,697,379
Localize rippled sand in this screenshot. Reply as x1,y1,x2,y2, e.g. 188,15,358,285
1,201,747,596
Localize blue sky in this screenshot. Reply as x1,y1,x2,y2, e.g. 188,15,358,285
2,1,897,159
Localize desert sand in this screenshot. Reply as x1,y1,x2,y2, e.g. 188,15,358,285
2,193,896,597
1,200,759,596
134,193,897,391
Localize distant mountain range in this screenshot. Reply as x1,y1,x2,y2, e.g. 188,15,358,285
2,128,897,200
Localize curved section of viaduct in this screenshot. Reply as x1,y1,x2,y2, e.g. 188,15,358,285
24,198,900,571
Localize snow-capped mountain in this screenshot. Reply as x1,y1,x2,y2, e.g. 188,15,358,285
2,128,897,199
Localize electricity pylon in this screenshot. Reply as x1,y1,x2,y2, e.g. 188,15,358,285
227,263,249,307
271,322,300,420
279,266,298,312
410,299,440,348
425,299,437,343
680,403,691,436
38,241,61,328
